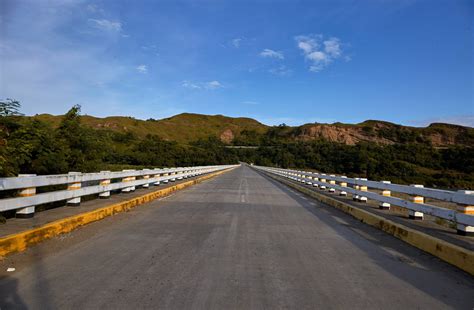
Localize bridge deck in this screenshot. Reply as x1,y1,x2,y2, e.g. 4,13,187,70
1,165,473,309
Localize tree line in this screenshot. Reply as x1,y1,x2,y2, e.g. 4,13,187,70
1,103,473,189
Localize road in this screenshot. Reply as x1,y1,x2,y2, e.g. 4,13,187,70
1,165,473,309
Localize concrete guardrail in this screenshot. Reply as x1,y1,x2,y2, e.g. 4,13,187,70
253,165,474,236
0,165,236,218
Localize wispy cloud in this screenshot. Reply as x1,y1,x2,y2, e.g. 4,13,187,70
242,100,259,105
260,48,284,60
86,4,104,14
205,80,223,89
181,80,223,90
295,34,347,72
89,18,122,32
136,64,148,74
231,38,242,48
182,80,201,89
269,65,292,76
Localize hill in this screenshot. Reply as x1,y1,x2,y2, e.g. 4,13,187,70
32,113,268,144
30,113,473,147
2,108,473,189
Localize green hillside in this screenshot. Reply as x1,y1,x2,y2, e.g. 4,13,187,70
2,106,472,190
32,113,268,143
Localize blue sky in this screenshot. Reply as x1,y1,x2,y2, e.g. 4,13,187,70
1,0,473,126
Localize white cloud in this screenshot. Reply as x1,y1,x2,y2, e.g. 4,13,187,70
182,80,201,89
260,48,284,60
324,37,341,58
205,80,223,89
307,51,327,61
89,18,122,32
295,34,346,72
181,80,223,90
136,64,147,74
231,38,242,48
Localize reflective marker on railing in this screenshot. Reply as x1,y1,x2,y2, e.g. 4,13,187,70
359,178,368,203
313,177,319,187
16,174,37,218
380,181,391,210
353,178,360,201
142,170,150,188
99,171,111,199
121,170,133,193
153,169,161,186
329,177,336,193
320,178,327,190
67,172,82,206
339,177,348,196
456,191,474,236
410,184,424,220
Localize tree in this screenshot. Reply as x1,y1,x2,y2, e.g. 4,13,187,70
57,105,105,172
0,99,23,116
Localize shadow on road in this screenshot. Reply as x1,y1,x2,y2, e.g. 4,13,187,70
0,276,27,310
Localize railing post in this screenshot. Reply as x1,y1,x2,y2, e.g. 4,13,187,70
153,169,161,186
359,178,368,202
380,181,391,210
142,169,150,188
67,172,81,206
353,178,360,201
301,173,306,183
320,177,327,190
329,175,336,193
130,172,136,191
409,184,424,220
456,190,474,236
121,169,133,193
99,171,111,199
16,174,36,218
339,176,347,196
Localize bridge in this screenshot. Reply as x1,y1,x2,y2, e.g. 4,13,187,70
0,164,473,308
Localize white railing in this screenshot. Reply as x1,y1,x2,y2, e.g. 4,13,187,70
0,165,237,217
253,165,474,236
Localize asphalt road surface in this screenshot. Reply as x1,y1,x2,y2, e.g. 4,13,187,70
1,165,473,309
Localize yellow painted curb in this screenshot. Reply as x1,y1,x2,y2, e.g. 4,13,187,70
0,168,234,258
263,171,474,276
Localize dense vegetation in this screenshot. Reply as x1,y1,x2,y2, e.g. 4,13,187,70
0,105,239,177
1,103,473,189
